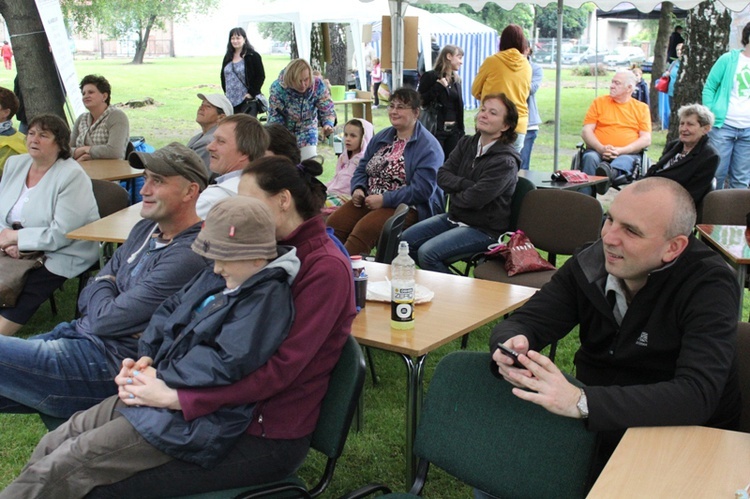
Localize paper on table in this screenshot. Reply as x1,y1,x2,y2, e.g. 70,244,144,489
366,281,434,304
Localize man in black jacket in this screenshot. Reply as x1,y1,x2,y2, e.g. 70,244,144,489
490,177,741,472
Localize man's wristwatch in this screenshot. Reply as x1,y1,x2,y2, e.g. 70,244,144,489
576,388,589,419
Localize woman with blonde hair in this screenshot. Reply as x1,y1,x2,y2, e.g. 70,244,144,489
268,59,336,160
418,44,465,158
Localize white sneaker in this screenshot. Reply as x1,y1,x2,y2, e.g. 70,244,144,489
371,104,379,109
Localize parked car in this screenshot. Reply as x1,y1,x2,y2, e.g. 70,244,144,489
561,45,590,65
604,46,646,67
578,48,609,65
641,57,654,73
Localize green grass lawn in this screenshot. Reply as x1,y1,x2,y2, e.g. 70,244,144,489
0,55,692,496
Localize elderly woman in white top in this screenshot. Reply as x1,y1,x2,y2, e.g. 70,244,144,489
70,74,130,161
0,115,99,336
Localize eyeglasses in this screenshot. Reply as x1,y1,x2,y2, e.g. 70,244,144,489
388,103,413,111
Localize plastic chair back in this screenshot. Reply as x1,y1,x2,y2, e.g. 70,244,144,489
698,189,750,225
509,176,536,232
518,189,603,260
91,179,130,218
414,351,596,498
374,203,410,264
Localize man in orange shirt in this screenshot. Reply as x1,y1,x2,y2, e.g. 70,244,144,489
581,70,651,191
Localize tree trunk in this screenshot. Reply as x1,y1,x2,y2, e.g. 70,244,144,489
310,23,323,71
132,14,156,64
327,24,347,86
667,0,731,141
649,2,673,130
0,1,66,121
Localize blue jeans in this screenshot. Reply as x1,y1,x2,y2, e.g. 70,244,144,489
580,149,640,196
402,214,495,274
0,322,118,418
520,129,538,170
709,124,750,189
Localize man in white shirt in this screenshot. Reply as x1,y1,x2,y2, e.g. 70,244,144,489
186,93,233,173
195,114,269,219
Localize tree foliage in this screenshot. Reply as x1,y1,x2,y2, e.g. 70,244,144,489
61,0,218,63
535,4,592,39
668,0,731,141
419,3,534,36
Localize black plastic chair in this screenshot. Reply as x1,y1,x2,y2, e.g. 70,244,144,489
371,203,410,264
737,322,750,434
343,351,597,499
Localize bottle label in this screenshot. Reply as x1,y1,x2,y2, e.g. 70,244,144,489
391,286,414,324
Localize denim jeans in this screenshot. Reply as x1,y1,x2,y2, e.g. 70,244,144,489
709,124,750,189
402,213,495,274
520,129,538,170
0,321,118,418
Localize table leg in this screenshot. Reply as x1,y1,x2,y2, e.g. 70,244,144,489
400,353,427,487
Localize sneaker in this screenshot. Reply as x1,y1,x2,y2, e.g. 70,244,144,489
371,104,379,109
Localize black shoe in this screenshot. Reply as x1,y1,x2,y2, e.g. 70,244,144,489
594,162,612,195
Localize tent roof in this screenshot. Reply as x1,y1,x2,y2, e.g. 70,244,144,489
596,2,688,18
412,0,750,13
428,13,496,33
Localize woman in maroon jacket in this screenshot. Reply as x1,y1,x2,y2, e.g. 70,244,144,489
90,156,357,496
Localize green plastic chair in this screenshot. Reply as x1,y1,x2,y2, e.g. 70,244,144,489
178,334,366,499
344,351,597,499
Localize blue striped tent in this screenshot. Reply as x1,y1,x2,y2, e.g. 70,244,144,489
372,12,498,110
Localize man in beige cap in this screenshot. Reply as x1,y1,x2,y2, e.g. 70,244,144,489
187,93,234,172
0,142,210,422
1,197,301,498
196,114,269,218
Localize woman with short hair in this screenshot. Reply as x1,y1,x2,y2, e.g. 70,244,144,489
0,114,99,336
268,58,336,160
645,103,719,205
0,86,26,176
70,74,130,161
327,87,444,255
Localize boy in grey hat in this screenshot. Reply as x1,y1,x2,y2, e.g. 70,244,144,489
2,197,302,497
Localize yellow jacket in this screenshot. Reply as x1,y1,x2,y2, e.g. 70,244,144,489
472,49,532,134
0,130,26,176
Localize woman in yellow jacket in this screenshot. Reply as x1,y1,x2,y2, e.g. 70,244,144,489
472,25,531,153
0,87,26,177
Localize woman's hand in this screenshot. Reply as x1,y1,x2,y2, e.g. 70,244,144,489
438,77,449,87
364,194,384,210
352,189,366,208
0,229,18,249
322,125,333,137
73,146,92,161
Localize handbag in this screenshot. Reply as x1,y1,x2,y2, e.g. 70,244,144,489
655,75,670,93
0,251,46,307
418,101,440,135
485,230,556,277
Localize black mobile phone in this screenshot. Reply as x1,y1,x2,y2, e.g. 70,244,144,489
496,343,524,369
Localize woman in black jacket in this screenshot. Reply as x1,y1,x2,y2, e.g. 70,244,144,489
402,93,520,274
221,27,265,116
644,103,718,205
418,44,465,158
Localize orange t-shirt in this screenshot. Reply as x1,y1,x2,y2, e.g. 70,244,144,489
583,95,651,148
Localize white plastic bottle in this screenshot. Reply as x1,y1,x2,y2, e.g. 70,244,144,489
391,241,415,330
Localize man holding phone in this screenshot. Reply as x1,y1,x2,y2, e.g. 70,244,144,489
490,177,741,473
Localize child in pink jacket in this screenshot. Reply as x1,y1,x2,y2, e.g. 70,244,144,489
324,118,373,215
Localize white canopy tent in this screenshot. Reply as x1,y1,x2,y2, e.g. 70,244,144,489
238,0,434,92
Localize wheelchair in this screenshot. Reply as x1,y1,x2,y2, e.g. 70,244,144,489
571,142,650,195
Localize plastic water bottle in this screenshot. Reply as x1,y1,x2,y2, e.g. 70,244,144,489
391,241,415,330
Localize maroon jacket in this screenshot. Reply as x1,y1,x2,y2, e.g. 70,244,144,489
178,216,356,439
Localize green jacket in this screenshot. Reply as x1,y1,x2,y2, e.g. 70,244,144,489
703,49,741,128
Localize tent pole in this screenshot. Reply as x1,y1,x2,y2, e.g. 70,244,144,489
554,0,562,171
